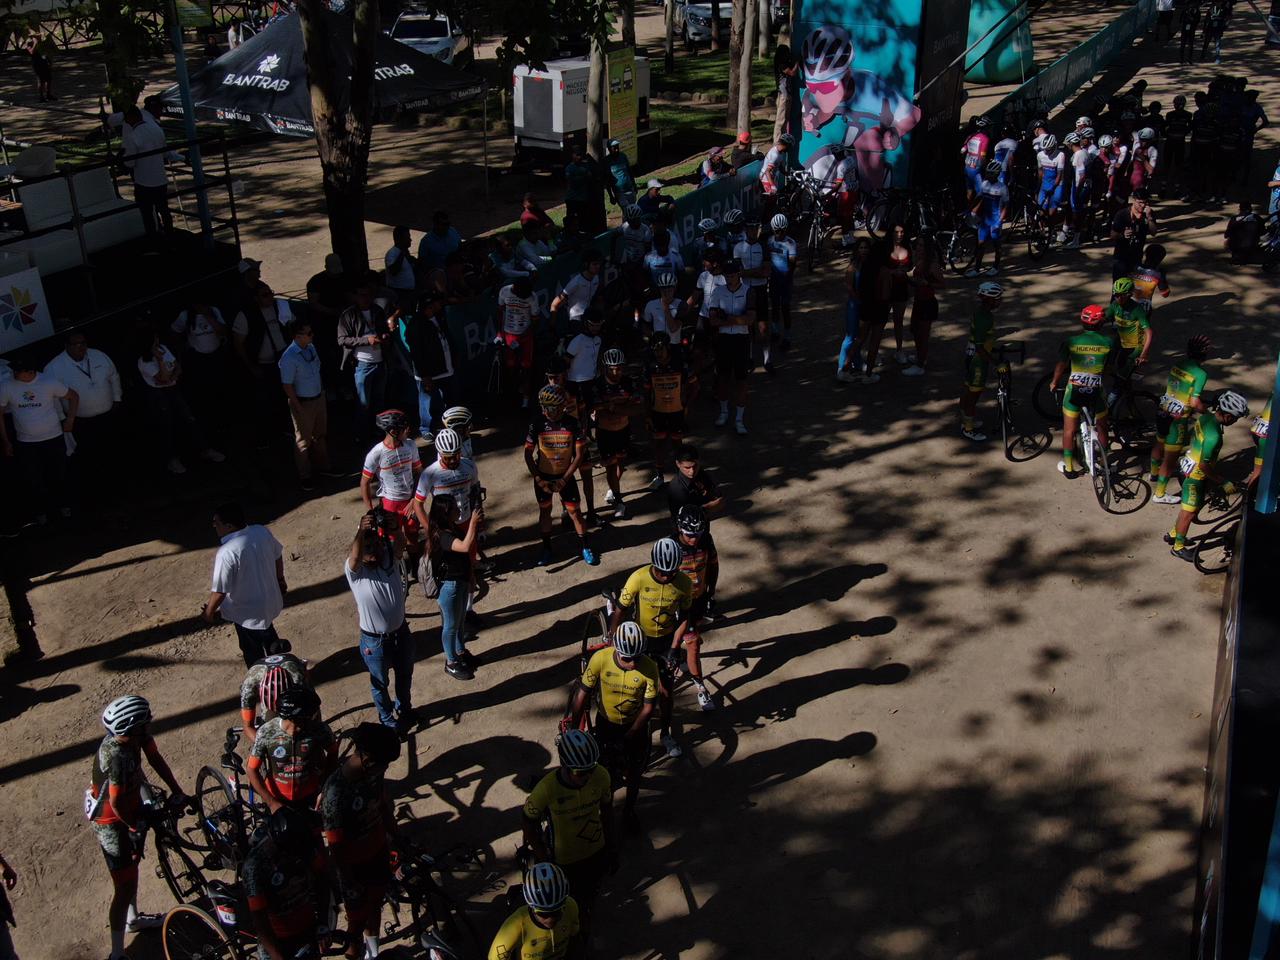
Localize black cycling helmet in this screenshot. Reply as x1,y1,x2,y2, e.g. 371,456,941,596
267,806,314,856
375,409,409,434
351,721,402,767
1187,334,1213,361
676,505,707,537
276,686,321,721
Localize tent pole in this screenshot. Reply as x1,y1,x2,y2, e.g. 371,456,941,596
483,88,490,200
168,0,214,247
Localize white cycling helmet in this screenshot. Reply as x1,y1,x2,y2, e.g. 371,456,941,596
523,863,571,912
985,159,1004,176
613,621,646,659
556,729,600,771
602,348,625,367
441,406,472,429
770,213,789,231
1098,134,1115,148
1039,134,1058,152
656,270,678,289
434,428,461,455
800,25,853,82
1075,115,1092,127
1080,127,1096,140
651,537,682,574
625,204,644,221
1138,127,1156,141
723,209,744,226
1215,390,1249,419
698,217,718,232
1064,132,1081,145
977,281,1003,299
102,695,152,736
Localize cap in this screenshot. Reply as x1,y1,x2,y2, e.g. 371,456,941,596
723,258,743,274
737,131,751,144
647,178,663,189
708,146,724,157
238,258,261,274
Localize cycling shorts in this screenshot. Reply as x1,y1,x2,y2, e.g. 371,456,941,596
769,272,793,306
977,220,1002,243
1063,385,1105,416
1180,476,1205,513
648,410,686,440
715,333,751,380
963,167,982,192
335,850,392,906
1255,436,1267,467
1071,182,1092,212
560,848,609,911
1115,348,1143,379
502,331,534,369
93,821,146,873
595,425,630,464
964,354,989,392
593,713,648,771
566,379,596,412
1156,413,1190,449
533,472,581,507
1038,181,1065,209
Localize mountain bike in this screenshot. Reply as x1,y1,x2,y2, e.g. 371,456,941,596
194,727,267,874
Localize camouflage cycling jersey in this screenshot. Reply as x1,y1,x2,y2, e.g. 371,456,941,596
87,735,148,825
248,717,334,804
319,769,389,867
242,840,326,941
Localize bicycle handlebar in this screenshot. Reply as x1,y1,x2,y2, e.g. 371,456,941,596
995,341,1025,364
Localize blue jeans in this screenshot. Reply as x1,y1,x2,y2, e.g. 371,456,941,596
415,376,455,439
838,299,861,372
358,623,414,726
353,360,386,438
436,579,469,663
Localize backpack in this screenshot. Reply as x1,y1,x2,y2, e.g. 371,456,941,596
417,550,441,600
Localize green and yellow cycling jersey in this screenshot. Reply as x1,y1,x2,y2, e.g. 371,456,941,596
1160,361,1208,417
1058,331,1111,390
1105,301,1150,352
966,308,996,358
1252,397,1272,442
1179,413,1224,481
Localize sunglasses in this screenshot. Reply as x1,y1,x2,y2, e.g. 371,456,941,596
807,78,842,95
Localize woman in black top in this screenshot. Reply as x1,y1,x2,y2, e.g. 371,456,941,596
428,496,481,680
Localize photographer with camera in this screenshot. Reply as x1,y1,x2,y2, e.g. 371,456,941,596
344,509,415,734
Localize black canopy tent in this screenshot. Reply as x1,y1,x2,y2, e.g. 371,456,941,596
158,11,487,136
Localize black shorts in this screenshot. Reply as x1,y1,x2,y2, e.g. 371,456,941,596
534,472,581,507
596,426,630,464
715,333,751,380
751,285,771,324
560,848,609,911
567,380,596,411
648,409,686,439
93,821,147,873
593,713,649,770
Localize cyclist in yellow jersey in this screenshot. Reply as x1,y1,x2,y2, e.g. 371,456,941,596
1049,305,1113,477
569,623,657,831
522,731,615,938
488,863,580,960
1151,335,1211,503
610,538,693,762
1165,391,1249,561
1248,395,1271,490
1104,277,1152,378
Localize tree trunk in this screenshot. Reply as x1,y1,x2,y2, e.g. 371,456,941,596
664,0,675,70
587,36,608,162
710,0,722,50
621,0,636,46
725,0,745,128
297,0,378,274
738,0,755,135
757,0,770,58
97,0,149,109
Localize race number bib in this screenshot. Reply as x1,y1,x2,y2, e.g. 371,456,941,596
1253,416,1270,439
1179,454,1196,477
1069,373,1103,390
1160,395,1186,416
84,787,103,820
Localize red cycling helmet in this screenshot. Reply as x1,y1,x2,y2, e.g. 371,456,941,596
259,665,296,714
1080,304,1106,328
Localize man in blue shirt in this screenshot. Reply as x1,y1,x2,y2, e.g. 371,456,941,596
1268,161,1280,216
605,139,637,210
278,320,329,491
417,211,462,273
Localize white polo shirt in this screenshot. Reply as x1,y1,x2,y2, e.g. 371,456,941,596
44,348,121,418
211,525,284,630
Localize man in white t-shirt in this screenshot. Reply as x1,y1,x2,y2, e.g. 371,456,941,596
708,259,754,435
0,355,78,523
203,503,287,666
733,218,770,336
44,332,122,494
565,313,603,406
497,277,539,405
384,225,417,311
550,250,604,330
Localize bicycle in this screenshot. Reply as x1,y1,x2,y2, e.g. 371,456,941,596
194,727,267,874
990,342,1048,462
144,785,214,907
1032,368,1159,449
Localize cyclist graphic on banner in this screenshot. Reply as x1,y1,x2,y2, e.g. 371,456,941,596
797,24,921,192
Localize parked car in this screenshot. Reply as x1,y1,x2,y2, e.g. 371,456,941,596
387,11,464,64
673,0,730,48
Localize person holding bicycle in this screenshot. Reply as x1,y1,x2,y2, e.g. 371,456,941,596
88,696,189,960
569,623,659,832
1167,391,1250,561
247,686,336,812
673,505,719,709
244,807,331,960
609,539,694,761
1152,335,1212,504
523,730,615,938
488,862,580,960
240,652,310,743
958,281,1003,442
320,722,402,960
1049,305,1114,478
1105,277,1153,388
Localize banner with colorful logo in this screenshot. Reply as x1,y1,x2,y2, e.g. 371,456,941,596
0,267,54,354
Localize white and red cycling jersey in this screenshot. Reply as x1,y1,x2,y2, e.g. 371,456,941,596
759,146,786,195
962,131,991,170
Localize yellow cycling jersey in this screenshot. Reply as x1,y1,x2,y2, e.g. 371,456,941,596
487,900,580,960
580,646,659,725
522,767,611,865
618,566,693,638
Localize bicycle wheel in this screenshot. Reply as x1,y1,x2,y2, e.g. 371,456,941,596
1026,215,1048,260
409,876,485,959
866,197,896,239
154,830,209,905
1089,433,1113,511
1194,520,1238,575
806,216,821,272
1191,483,1244,526
1031,374,1062,422
162,904,237,960
1111,389,1159,448
947,227,978,273
195,766,246,872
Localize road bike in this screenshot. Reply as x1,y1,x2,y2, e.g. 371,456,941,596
194,727,267,874
990,341,1048,461
1032,368,1159,449
145,786,214,907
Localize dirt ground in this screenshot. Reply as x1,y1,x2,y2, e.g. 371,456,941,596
2,5,1280,960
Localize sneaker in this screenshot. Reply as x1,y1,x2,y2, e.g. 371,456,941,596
127,913,164,931
1162,532,1177,545
1056,229,1070,243
581,546,599,566
964,268,980,279
661,734,683,758
1152,493,1181,504
537,546,553,567
859,372,881,384
167,457,187,475
200,448,226,463
445,660,474,680
734,420,748,436
1171,545,1195,562
696,685,716,711
1057,461,1078,479
1066,236,1081,249
961,427,987,442
613,501,628,520
836,369,858,383
604,488,617,505
714,410,729,427
902,364,925,376
894,349,908,364
647,473,664,491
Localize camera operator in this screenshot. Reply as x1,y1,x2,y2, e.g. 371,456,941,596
344,510,415,734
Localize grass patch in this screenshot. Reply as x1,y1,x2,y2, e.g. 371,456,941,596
650,48,773,98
